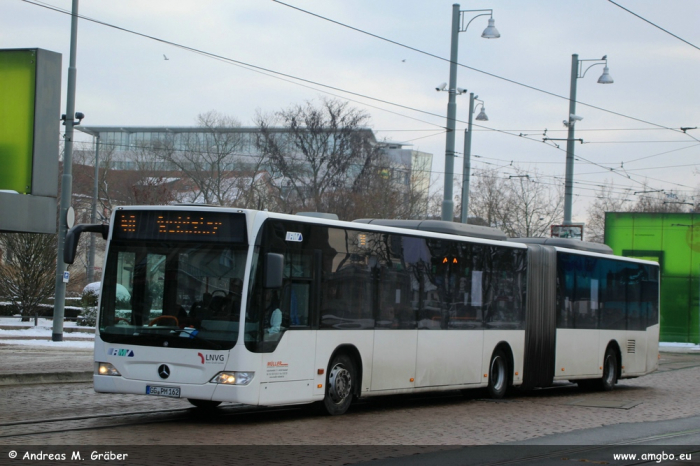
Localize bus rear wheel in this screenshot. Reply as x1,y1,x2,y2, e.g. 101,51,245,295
598,347,618,391
323,354,355,416
187,399,222,409
488,348,509,399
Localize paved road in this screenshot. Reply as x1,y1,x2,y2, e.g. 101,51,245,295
1,351,699,465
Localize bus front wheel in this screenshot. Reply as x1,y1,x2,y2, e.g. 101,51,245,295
488,348,509,399
323,354,355,416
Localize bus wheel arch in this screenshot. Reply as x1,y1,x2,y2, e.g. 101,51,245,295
487,343,513,399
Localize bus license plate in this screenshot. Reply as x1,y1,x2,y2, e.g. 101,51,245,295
146,386,181,398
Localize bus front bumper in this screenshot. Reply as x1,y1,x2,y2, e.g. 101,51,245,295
94,374,262,405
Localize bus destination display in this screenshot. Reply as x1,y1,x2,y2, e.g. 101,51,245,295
113,210,247,243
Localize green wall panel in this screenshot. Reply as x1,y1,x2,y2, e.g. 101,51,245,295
660,276,691,342
0,49,36,194
605,212,700,343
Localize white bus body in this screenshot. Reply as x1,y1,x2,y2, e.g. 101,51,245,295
72,206,658,415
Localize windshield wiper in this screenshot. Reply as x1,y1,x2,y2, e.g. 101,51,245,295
169,329,223,350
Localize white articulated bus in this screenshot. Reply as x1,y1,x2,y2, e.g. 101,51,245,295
65,206,659,415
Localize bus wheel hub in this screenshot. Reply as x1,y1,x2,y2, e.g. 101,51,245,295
329,364,351,403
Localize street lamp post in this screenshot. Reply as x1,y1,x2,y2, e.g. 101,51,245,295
563,53,613,225
440,4,499,222
52,0,82,342
460,93,488,224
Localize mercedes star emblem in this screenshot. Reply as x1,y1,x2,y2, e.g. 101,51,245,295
158,364,170,379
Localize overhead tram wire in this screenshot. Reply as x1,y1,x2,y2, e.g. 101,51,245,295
23,0,586,155
25,0,664,169
577,162,700,175
74,128,692,193
400,131,449,144
77,139,687,199
23,0,445,131
456,158,696,198
468,172,645,201
25,0,588,157
28,1,686,196
78,135,686,197
624,143,700,164
273,0,700,144
607,0,700,52
583,140,700,144
475,128,676,133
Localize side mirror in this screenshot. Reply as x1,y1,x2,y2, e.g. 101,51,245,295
263,253,284,289
64,224,109,264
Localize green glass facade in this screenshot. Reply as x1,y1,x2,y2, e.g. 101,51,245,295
605,212,700,343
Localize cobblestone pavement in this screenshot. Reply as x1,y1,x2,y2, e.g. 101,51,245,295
1,353,699,447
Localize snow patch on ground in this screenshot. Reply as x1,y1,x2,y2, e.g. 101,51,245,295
0,318,81,327
0,318,95,348
0,339,95,349
0,327,94,338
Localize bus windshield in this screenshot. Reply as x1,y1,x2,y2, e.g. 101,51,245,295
98,242,249,350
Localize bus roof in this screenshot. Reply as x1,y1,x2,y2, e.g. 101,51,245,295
508,237,613,255
353,219,507,241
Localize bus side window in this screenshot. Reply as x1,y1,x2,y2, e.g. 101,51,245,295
282,249,313,328
284,283,310,326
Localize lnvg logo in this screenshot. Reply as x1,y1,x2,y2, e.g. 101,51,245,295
198,352,225,364
108,348,135,357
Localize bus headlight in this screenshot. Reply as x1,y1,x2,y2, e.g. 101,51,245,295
210,371,254,385
97,362,121,376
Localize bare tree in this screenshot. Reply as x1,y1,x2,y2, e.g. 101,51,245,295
466,168,512,228
331,146,436,220
586,180,695,243
586,180,632,243
82,141,120,217
462,167,562,237
255,98,379,214
502,168,563,238
152,111,252,206
631,183,689,213
0,233,56,320
121,144,181,205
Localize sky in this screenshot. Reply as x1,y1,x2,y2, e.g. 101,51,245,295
3,0,699,223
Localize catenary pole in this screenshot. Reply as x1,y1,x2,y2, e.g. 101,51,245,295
441,3,461,222
460,93,475,224
563,53,578,225
52,0,80,341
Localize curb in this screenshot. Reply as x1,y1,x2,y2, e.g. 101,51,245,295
659,348,700,354
0,371,93,386
0,336,93,341
0,326,95,333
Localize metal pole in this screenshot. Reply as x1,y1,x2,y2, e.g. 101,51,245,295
563,53,578,225
460,93,475,224
87,134,99,283
441,3,461,222
52,0,79,342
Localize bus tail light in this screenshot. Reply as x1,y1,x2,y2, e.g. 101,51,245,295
210,372,254,385
97,362,121,376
